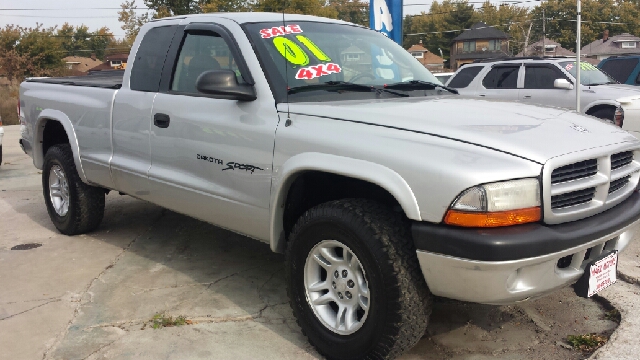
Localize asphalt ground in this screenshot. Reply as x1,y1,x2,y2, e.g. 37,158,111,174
1,125,639,360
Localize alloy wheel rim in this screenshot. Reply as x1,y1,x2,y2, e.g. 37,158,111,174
49,165,70,216
304,240,370,335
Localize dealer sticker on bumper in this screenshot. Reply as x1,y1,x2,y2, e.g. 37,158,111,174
587,252,617,297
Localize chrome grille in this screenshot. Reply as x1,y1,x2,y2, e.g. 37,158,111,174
609,175,630,194
543,146,640,225
551,187,596,209
551,159,597,184
611,151,633,170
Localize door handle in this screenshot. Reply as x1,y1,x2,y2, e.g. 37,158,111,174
523,95,532,99
479,94,486,97
154,113,170,128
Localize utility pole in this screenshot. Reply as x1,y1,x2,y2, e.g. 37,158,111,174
576,0,581,112
542,7,545,57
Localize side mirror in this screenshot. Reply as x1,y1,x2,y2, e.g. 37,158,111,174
554,78,574,90
196,70,256,101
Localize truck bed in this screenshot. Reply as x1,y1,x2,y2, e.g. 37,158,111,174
27,70,124,89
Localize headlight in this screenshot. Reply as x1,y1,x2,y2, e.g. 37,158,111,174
445,178,541,227
614,106,624,128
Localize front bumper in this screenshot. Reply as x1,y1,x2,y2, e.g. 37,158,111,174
413,192,640,305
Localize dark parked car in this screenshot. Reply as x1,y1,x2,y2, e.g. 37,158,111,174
598,56,640,86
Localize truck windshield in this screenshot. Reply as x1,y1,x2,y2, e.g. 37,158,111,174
559,61,617,86
243,21,444,102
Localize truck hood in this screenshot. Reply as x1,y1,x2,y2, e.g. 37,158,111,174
286,97,638,164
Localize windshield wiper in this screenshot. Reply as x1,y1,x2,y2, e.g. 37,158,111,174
287,81,374,95
287,81,409,97
383,80,458,94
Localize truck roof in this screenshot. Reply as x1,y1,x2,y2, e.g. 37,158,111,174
150,12,353,26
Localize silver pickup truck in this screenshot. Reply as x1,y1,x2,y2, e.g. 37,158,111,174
19,13,640,360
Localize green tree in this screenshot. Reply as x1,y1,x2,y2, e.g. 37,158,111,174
200,0,254,12
476,2,531,55
255,0,338,18
89,27,116,59
0,25,65,81
118,0,151,43
530,0,640,52
328,0,369,26
404,1,478,60
144,0,200,15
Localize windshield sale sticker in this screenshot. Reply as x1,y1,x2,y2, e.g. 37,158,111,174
295,63,342,80
565,62,598,71
260,25,303,38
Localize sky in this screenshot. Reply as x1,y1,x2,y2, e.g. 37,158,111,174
0,0,532,40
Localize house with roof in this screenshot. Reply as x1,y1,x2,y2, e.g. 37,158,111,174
89,54,130,72
340,45,373,80
582,30,640,61
63,55,103,75
516,38,575,57
407,41,444,71
449,22,509,70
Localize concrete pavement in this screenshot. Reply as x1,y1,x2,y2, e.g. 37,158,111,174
1,124,639,360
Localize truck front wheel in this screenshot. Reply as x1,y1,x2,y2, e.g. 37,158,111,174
43,144,105,235
286,199,432,360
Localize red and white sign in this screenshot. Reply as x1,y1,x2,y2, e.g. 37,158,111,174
587,252,617,297
259,24,303,39
295,63,342,80
565,63,574,71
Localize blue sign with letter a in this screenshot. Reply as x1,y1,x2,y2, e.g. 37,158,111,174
370,0,403,45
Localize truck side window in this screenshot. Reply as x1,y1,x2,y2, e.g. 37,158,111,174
171,32,244,94
130,25,178,92
448,66,482,88
482,66,519,89
524,65,569,89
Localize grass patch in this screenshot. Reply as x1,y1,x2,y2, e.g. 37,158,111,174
604,309,621,323
150,313,191,329
567,333,608,352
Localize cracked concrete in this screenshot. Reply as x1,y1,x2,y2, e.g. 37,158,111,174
2,124,640,360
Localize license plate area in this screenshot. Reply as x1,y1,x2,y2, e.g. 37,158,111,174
574,251,618,298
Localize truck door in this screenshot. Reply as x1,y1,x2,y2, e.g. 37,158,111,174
110,24,180,198
520,64,574,109
148,23,279,240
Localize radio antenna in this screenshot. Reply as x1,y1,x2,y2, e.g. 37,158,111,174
282,0,290,116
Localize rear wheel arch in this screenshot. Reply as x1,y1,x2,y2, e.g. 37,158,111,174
269,153,421,253
586,104,617,121
34,110,87,183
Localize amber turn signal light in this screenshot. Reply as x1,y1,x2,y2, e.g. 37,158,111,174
444,207,541,227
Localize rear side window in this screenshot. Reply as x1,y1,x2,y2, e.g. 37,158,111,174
482,66,519,89
130,25,178,92
524,65,569,89
448,66,482,88
600,58,639,83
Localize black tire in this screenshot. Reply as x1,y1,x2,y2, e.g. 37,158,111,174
286,199,432,360
589,107,616,122
43,144,105,235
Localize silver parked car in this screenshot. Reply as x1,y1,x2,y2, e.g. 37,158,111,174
447,58,640,136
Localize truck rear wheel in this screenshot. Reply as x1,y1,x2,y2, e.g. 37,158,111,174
43,144,105,235
286,199,432,360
